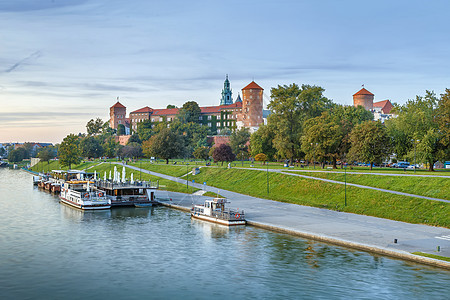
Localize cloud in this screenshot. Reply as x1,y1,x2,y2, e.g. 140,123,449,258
5,51,42,73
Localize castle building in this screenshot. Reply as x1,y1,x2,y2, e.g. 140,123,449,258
117,76,265,135
237,81,264,133
353,87,395,122
109,101,127,129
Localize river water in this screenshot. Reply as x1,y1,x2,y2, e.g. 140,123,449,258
0,168,449,299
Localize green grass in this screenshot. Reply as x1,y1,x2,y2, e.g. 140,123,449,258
412,252,450,262
128,162,190,177
180,167,449,228
29,160,99,172
87,163,199,194
286,171,450,200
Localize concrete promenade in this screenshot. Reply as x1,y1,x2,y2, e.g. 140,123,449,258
122,163,450,269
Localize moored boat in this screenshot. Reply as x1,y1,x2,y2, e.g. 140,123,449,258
59,180,111,210
191,198,246,226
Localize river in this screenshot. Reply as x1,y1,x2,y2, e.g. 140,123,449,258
0,168,449,299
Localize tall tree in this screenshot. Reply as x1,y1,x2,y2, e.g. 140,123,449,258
348,121,390,170
386,90,445,171
59,134,81,169
86,118,104,136
37,148,55,165
249,124,277,160
178,101,201,123
142,128,184,164
437,89,450,150
119,142,142,159
193,146,210,161
80,136,103,159
103,136,119,158
268,83,332,164
117,124,126,135
229,128,250,155
136,119,153,141
301,112,342,168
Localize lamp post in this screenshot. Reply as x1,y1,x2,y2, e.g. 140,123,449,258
344,165,347,206
266,159,269,194
413,139,419,173
186,163,189,190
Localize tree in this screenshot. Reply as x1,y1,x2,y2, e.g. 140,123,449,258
86,118,104,136
80,136,103,159
119,142,142,159
178,101,201,123
211,144,235,166
193,146,210,161
136,119,153,141
37,148,55,164
254,153,268,164
437,89,450,150
127,133,141,145
386,90,445,171
59,134,81,169
229,128,250,154
249,124,277,160
103,136,119,158
7,148,27,163
268,83,332,164
117,124,126,135
166,104,177,109
170,119,208,158
348,121,390,170
301,111,342,168
142,128,184,164
0,147,5,158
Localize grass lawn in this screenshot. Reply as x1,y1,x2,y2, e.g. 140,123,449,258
30,160,99,173
128,161,189,177
412,252,450,262
285,171,450,200
202,191,224,198
181,167,450,228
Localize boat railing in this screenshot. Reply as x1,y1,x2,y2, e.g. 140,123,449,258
210,209,245,221
94,180,159,189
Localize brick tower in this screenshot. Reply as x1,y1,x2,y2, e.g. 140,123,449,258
110,101,126,129
238,81,263,132
353,87,374,111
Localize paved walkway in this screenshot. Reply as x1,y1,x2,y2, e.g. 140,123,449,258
120,163,450,269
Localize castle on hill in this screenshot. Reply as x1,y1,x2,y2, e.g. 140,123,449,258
109,76,265,137
353,87,395,122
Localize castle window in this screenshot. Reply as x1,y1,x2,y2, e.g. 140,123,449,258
217,122,220,127
167,117,171,121
217,115,221,120
199,116,203,120
250,95,253,99
118,121,121,124
208,115,211,120
208,123,211,127
159,117,163,122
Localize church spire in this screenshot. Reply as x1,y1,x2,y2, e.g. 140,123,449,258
220,74,233,105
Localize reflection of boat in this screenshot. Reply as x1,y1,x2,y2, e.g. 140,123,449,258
60,180,111,210
191,198,246,226
134,202,154,208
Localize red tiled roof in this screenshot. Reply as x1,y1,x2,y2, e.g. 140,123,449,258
130,106,153,114
373,100,393,114
200,102,242,114
151,108,180,116
111,101,126,108
242,81,263,90
353,88,374,96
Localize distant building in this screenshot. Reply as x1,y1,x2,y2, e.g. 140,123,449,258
353,87,396,122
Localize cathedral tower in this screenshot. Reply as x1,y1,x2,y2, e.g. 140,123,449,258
220,75,233,105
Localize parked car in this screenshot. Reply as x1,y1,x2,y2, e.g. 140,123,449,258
396,162,410,168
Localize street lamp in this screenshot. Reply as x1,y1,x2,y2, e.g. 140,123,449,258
413,139,420,173
266,159,269,194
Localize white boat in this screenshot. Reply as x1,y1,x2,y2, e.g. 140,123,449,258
191,198,246,226
59,180,111,210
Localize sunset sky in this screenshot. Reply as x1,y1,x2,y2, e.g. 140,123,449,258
1,0,449,144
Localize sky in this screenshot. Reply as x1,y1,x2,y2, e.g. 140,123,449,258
1,0,449,144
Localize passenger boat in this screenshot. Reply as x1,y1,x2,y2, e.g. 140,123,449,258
191,198,246,226
59,180,111,210
94,180,158,207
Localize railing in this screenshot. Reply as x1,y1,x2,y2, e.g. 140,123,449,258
94,180,159,189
